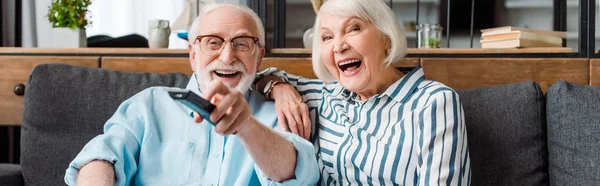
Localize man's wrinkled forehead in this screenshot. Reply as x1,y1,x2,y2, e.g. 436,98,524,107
198,7,259,37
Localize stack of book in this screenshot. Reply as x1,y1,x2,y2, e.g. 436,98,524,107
480,26,567,48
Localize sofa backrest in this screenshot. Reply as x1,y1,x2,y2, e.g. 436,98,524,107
457,81,549,186
20,64,190,185
546,81,600,185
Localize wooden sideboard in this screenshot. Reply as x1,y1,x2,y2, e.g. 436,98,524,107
0,47,596,126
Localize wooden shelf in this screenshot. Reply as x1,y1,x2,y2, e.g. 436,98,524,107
0,47,574,56
0,47,188,55
270,47,573,54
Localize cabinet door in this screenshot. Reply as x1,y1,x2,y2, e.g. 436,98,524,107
0,56,99,126
592,59,600,86
101,57,192,74
421,58,590,92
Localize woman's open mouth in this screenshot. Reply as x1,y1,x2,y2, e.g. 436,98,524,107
338,59,363,76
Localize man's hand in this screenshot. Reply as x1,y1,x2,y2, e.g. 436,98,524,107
193,80,299,181
193,80,253,136
271,84,311,140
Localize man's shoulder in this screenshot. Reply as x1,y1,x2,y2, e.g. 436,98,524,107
120,86,181,111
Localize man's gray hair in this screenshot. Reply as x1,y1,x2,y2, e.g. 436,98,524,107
188,3,265,47
311,0,408,82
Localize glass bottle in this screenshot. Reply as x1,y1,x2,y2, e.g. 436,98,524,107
416,24,443,48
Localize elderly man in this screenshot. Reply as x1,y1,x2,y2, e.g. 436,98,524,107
64,3,319,186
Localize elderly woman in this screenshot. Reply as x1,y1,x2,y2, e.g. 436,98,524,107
256,0,470,185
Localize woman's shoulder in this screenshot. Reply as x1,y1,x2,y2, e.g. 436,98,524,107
416,80,460,100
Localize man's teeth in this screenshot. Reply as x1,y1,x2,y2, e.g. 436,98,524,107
215,70,238,75
339,59,361,66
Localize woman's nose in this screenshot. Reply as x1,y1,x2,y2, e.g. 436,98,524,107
333,37,349,54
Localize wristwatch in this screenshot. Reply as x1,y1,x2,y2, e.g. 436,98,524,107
263,80,285,100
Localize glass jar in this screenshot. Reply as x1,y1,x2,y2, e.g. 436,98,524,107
416,24,443,48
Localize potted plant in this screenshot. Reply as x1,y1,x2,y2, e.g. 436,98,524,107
47,0,92,48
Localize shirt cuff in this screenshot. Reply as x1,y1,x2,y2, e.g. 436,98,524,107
63,135,132,186
255,131,320,185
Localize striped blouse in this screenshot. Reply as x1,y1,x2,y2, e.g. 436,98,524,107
258,67,471,186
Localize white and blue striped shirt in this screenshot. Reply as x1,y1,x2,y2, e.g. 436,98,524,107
259,67,471,186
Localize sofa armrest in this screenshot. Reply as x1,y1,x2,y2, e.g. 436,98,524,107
0,163,24,186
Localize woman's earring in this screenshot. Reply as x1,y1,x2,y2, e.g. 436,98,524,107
385,48,391,56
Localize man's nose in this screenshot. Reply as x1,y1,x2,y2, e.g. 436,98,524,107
218,43,236,64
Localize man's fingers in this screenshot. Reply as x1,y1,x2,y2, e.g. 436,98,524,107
222,109,251,135
202,80,230,101
300,104,311,140
193,112,204,123
215,99,244,134
210,92,238,122
283,109,299,135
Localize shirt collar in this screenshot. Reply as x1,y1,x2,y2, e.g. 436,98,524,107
185,73,202,96
379,66,426,103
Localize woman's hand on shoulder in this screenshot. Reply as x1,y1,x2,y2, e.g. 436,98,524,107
272,84,311,140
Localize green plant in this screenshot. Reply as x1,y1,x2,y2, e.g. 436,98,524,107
47,0,92,29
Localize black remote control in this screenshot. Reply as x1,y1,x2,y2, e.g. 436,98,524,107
168,89,217,126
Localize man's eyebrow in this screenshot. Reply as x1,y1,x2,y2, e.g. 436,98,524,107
233,30,253,37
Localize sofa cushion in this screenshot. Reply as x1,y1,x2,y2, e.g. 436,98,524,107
20,64,190,186
0,163,23,186
457,81,548,186
546,81,600,185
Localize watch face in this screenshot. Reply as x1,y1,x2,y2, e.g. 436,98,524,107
264,80,273,93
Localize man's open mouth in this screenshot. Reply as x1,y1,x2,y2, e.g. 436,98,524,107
338,59,363,74
213,70,241,78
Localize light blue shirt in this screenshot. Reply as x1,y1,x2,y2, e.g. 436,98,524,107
64,74,319,185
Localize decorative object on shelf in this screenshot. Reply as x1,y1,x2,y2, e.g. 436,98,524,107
416,24,443,48
148,20,171,48
303,28,314,49
47,0,92,48
177,32,189,41
480,26,566,48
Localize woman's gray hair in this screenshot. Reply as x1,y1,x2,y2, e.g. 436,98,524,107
188,3,265,47
311,0,408,82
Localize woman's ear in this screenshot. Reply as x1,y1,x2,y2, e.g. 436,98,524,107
385,37,392,50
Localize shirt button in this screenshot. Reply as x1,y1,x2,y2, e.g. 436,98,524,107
213,153,220,158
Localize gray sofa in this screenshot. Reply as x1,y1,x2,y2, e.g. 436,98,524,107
1,64,599,185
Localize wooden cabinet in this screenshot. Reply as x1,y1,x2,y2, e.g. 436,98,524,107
102,57,192,74
0,47,595,126
592,59,600,86
0,56,98,126
421,58,590,92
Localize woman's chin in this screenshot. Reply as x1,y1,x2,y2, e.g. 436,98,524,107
339,77,365,93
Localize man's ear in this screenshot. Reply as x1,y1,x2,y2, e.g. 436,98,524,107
255,47,266,72
189,43,197,70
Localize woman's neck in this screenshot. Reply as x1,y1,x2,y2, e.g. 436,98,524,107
356,67,404,101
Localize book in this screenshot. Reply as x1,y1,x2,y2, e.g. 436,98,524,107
480,38,562,48
481,26,567,39
481,30,563,45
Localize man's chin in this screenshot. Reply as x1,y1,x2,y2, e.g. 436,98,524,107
212,76,241,88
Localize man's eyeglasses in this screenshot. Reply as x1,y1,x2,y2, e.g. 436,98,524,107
195,35,259,57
